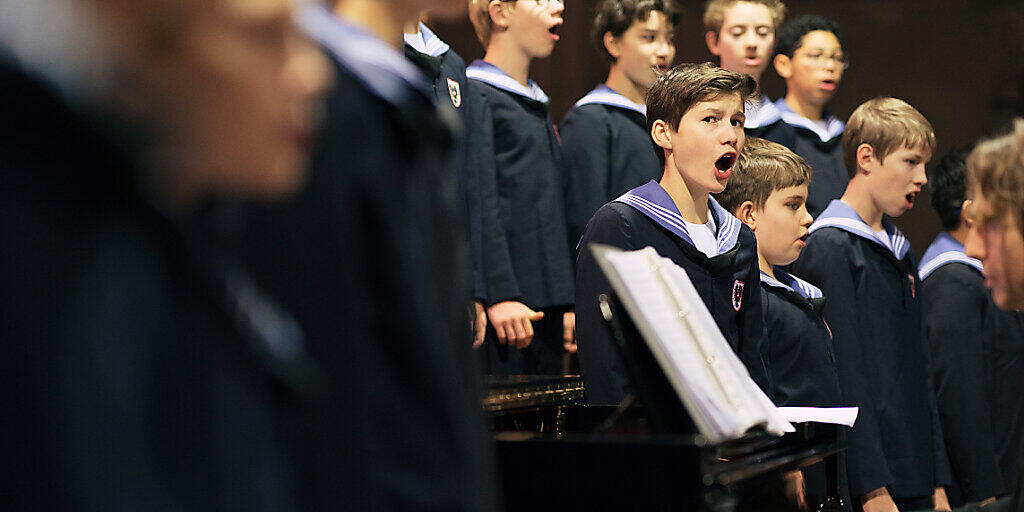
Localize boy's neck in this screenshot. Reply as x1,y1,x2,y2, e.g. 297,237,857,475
949,223,970,246
783,91,824,121
335,0,418,49
757,252,775,280
659,166,710,224
604,66,646,105
483,39,533,86
840,179,885,231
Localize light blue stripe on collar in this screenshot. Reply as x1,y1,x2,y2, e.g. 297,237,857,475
573,84,646,115
745,94,782,129
403,22,450,57
466,60,549,103
613,180,742,256
761,269,823,299
918,231,983,279
298,3,431,103
774,98,845,142
809,200,910,260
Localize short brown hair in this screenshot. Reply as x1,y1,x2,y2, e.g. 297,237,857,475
842,97,936,179
646,62,757,165
592,0,682,62
714,137,811,213
967,119,1024,232
469,0,504,47
703,0,786,35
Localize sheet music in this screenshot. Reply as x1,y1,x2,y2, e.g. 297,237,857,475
778,407,859,427
592,244,793,442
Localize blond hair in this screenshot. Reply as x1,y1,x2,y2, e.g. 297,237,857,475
702,0,786,34
714,137,811,213
842,97,936,179
967,119,1024,231
469,0,503,47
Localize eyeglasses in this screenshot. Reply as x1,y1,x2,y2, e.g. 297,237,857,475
500,0,565,7
795,51,849,70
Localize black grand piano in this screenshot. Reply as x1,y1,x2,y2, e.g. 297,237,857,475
485,295,846,512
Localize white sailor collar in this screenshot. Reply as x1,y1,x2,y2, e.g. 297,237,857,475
760,269,823,299
774,98,844,142
613,180,742,256
809,200,910,260
298,3,431,104
466,60,549,104
745,94,782,129
918,231,983,280
573,84,646,115
403,22,450,57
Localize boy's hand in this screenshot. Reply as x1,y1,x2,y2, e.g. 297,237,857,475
933,487,951,511
486,301,544,349
562,311,576,353
861,487,898,512
472,300,487,349
783,470,809,511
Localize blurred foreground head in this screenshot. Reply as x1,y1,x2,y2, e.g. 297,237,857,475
4,0,330,205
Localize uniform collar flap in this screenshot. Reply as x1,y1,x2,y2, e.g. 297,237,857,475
403,22,450,57
574,84,646,115
775,98,844,142
745,95,782,129
466,60,549,103
809,200,910,260
760,269,824,299
919,231,983,279
613,180,742,256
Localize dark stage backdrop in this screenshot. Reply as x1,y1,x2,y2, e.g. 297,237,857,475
432,0,1024,256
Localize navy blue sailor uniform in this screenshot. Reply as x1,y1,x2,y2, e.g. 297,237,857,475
760,270,849,509
775,99,848,218
791,200,952,506
404,24,486,301
744,94,797,149
558,84,661,249
575,180,771,405
241,7,498,511
467,60,575,376
920,232,1024,506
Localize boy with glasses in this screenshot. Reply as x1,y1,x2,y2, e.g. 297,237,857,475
559,0,680,250
468,0,577,374
772,15,849,217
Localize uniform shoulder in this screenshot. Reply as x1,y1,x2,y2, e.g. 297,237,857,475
924,261,985,290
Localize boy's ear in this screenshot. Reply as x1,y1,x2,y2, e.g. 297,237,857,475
488,0,511,28
603,32,622,60
773,54,791,79
856,143,875,175
735,200,758,230
651,119,674,154
705,31,721,55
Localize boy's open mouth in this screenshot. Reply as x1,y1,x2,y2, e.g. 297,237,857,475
819,79,836,91
548,22,562,40
905,191,918,207
714,153,735,179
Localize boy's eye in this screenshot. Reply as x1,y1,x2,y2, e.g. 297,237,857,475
731,118,743,127
703,116,718,123
756,26,771,37
788,202,801,210
642,35,656,42
729,27,745,37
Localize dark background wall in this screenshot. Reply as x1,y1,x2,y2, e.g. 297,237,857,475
432,0,1024,255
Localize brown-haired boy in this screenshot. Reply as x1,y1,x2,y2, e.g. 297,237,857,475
575,62,772,406
703,0,794,145
716,137,846,510
561,0,680,248
792,97,953,512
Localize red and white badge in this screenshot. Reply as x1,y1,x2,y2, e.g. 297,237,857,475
732,280,744,311
447,78,461,108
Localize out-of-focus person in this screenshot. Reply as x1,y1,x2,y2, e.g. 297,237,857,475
237,0,500,510
0,0,329,509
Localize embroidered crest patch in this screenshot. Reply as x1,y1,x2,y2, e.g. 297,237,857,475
447,78,461,108
732,280,744,311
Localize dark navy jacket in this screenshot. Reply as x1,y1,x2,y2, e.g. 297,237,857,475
559,85,661,249
467,61,574,308
920,232,1024,504
242,10,498,510
775,99,848,218
575,181,771,405
744,95,797,149
404,24,485,300
792,200,952,500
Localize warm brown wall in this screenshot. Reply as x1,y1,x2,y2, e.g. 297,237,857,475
432,0,1024,256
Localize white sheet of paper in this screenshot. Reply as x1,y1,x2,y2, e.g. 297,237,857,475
777,407,859,427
